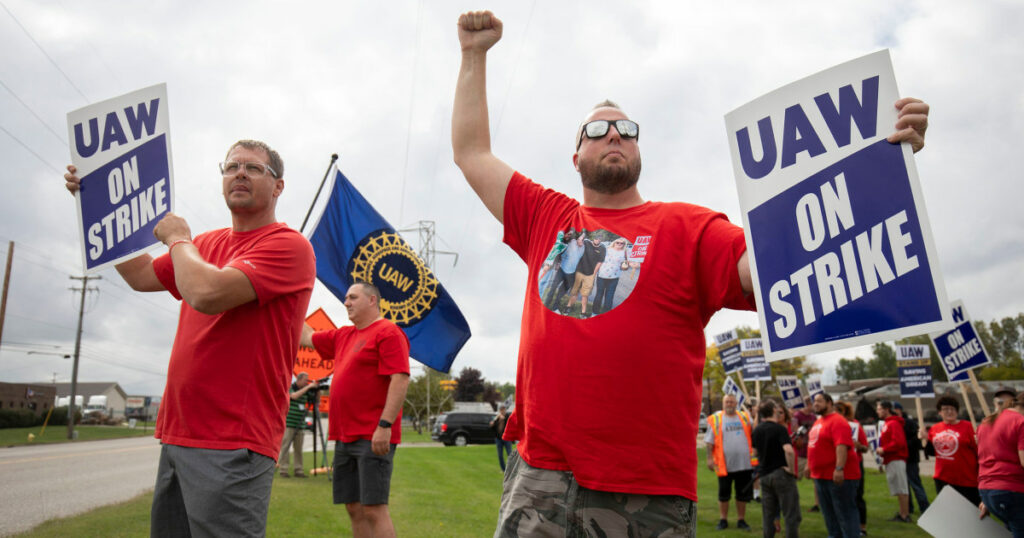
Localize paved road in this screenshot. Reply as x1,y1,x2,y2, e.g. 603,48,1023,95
0,435,161,537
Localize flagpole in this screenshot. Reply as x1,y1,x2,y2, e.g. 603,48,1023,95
300,153,339,233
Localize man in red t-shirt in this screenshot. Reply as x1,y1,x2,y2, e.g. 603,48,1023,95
64,140,316,536
305,282,410,538
451,10,931,537
924,395,979,506
877,400,911,522
806,393,861,538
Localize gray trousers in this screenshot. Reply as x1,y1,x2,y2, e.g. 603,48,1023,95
760,468,801,538
151,444,275,538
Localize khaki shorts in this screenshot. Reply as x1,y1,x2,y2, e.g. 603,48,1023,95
495,451,696,537
570,271,597,298
884,459,909,495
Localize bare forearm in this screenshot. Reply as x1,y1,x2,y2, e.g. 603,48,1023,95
452,50,492,165
380,373,411,423
836,444,849,468
300,323,314,349
115,254,163,292
170,243,255,314
784,444,796,472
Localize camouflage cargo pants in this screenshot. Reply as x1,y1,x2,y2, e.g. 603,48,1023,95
495,450,696,537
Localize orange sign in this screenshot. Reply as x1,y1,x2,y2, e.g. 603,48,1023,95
294,307,338,382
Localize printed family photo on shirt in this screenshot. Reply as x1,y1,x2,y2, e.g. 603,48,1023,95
536,227,645,319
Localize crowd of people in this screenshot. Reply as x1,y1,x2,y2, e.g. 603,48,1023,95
58,6,1022,538
708,387,1024,537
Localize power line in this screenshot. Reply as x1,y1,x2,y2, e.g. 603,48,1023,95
0,0,90,103
398,0,424,226
0,77,69,146
0,123,63,175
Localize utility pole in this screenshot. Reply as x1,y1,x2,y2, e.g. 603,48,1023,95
0,241,13,347
397,220,458,428
68,275,101,440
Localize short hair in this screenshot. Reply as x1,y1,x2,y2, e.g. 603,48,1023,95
877,400,894,412
592,99,621,110
758,400,777,420
722,393,737,402
815,392,833,405
936,396,959,412
226,139,284,178
352,280,382,308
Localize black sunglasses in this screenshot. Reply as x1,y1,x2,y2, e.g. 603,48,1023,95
576,119,639,149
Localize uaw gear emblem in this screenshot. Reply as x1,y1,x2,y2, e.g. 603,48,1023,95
346,229,439,327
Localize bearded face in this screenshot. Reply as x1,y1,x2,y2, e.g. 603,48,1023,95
578,153,642,195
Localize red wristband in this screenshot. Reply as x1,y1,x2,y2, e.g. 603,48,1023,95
168,239,192,253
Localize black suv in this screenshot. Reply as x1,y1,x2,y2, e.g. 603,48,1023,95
431,412,497,446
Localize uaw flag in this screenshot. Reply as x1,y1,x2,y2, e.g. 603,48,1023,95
306,168,470,373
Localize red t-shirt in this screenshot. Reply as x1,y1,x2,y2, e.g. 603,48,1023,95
152,223,315,459
807,412,860,480
977,410,1024,493
879,415,908,464
313,319,410,444
929,420,978,488
502,173,754,499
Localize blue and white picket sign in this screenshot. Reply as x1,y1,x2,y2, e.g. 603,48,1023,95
862,424,883,466
741,338,773,381
67,84,173,274
929,300,991,382
897,344,935,397
777,375,805,409
725,50,951,361
715,329,744,375
806,377,824,400
722,376,746,408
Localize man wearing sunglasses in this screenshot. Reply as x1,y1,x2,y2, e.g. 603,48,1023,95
453,10,930,537
63,140,316,537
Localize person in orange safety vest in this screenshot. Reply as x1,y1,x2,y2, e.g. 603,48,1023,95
705,393,759,531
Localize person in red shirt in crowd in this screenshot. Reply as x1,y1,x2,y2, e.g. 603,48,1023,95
807,393,861,538
923,395,979,506
63,140,316,537
835,400,869,536
977,392,1024,537
451,9,931,537
303,282,410,538
877,400,911,523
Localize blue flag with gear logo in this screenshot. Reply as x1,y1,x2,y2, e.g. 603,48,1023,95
307,169,470,373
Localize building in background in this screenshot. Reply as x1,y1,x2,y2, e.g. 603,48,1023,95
0,382,57,416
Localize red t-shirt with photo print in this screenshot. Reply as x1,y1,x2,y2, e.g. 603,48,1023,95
502,172,754,500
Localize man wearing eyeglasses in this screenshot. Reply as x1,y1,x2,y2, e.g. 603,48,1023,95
452,10,930,537
63,140,315,537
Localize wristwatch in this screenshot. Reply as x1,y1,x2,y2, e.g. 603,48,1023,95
378,419,393,428
836,466,844,471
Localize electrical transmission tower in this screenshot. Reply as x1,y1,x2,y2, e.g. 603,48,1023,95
396,220,458,431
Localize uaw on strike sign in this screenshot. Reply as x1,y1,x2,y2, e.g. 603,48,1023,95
67,84,173,273
725,50,950,360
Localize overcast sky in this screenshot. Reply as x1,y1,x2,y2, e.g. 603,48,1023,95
1,0,1021,397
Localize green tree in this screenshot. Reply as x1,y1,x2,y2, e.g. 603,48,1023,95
866,342,897,378
835,357,869,383
402,368,454,433
975,314,1024,380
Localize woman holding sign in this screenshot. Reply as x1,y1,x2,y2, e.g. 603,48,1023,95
977,392,1024,536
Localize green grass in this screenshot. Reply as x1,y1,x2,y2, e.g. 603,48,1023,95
0,424,154,447
16,446,935,537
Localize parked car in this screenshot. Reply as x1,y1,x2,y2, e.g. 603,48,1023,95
432,412,497,446
698,412,708,434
